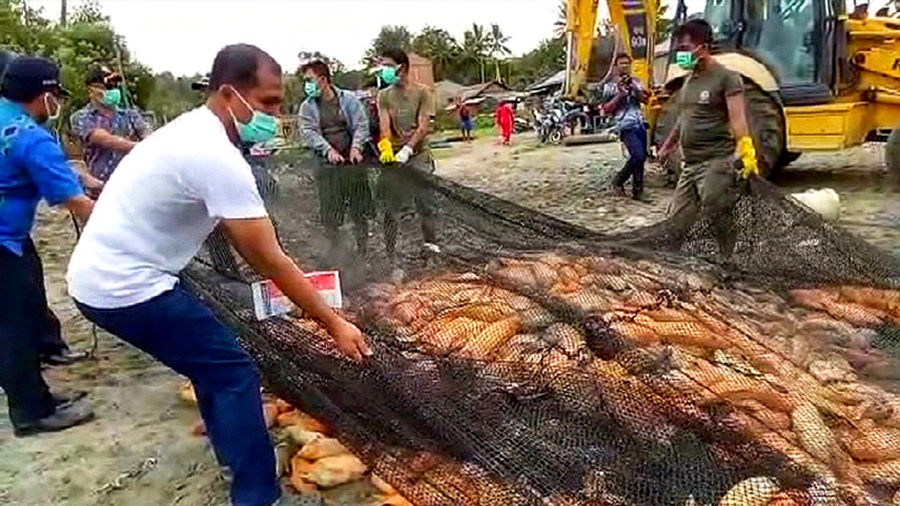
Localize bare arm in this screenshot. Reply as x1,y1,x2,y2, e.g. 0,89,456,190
377,93,392,142
659,119,681,155
62,195,94,225
221,218,371,360
405,88,434,149
726,92,751,142
87,129,138,154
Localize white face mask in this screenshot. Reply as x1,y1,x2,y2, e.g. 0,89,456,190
43,93,60,123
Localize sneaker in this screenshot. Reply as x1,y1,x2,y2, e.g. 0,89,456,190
13,399,94,437
423,242,441,254
42,348,88,366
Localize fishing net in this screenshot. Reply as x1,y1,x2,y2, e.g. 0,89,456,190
184,151,900,506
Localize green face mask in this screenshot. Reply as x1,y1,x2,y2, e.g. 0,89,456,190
675,50,699,71
102,88,122,107
379,66,399,85
229,87,280,145
304,80,321,98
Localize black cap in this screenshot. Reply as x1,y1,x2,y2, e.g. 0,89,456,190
0,49,18,79
191,74,210,91
1,57,70,100
85,65,122,87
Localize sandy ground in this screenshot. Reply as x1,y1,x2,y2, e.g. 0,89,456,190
2,131,898,506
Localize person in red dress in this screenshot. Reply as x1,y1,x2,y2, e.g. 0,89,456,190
494,100,514,145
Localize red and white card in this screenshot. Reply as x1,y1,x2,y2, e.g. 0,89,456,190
251,271,342,321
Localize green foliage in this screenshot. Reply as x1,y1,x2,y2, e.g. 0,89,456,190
362,25,413,68
506,38,566,90
0,0,155,130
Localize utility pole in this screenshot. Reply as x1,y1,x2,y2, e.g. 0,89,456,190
60,0,67,27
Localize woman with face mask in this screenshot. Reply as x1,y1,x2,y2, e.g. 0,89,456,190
0,57,96,437
657,19,759,262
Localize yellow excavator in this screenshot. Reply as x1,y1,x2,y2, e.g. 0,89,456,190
565,0,900,178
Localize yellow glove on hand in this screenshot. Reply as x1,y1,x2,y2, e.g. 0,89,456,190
736,136,759,180
378,138,396,164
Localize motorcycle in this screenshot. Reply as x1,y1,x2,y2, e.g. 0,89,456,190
532,106,564,144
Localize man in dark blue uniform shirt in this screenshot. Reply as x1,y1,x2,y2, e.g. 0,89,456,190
0,57,95,436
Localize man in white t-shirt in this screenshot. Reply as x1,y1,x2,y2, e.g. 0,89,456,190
66,44,370,506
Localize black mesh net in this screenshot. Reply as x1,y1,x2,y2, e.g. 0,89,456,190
185,152,900,506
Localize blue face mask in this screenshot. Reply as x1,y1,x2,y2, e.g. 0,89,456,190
228,87,280,145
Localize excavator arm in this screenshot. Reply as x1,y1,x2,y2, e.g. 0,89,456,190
564,0,658,98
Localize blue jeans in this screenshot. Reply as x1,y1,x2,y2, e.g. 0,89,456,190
613,124,647,196
75,286,280,506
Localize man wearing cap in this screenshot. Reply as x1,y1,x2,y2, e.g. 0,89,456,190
0,56,96,436
69,65,151,183
1,49,90,368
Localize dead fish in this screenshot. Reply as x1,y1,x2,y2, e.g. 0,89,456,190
792,401,835,462
712,349,764,378
807,355,858,383
717,476,780,506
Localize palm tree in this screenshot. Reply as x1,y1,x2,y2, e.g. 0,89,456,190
553,0,568,40
412,26,460,81
488,24,511,82
462,23,490,83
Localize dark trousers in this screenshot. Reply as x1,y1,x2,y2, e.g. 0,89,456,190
75,286,279,506
314,162,373,250
376,157,438,257
613,125,647,196
0,240,57,426
39,308,68,357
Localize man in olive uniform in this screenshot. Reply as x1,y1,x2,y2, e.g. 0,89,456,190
375,48,440,259
298,60,373,260
658,19,759,259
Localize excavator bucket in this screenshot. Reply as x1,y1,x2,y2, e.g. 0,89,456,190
587,33,619,84
565,0,657,96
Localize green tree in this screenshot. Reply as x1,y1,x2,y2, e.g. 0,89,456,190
656,0,673,43
553,0,567,40
488,24,511,82
411,26,458,81
507,37,565,90
461,23,490,83
362,25,413,67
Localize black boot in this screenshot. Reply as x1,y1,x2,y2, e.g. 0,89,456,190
13,399,94,437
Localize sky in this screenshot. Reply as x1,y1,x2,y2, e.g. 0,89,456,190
30,0,563,76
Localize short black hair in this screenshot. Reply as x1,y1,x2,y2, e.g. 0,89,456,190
673,19,714,46
299,60,331,82
615,53,632,63
208,43,282,92
380,47,409,69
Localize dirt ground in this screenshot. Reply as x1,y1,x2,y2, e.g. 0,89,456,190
2,131,898,506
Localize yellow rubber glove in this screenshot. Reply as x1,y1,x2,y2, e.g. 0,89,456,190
378,138,396,164
736,135,759,179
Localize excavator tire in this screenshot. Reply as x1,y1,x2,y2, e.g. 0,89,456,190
744,83,787,178
885,125,900,177
650,79,787,179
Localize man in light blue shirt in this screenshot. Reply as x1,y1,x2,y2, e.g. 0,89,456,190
601,53,650,200
0,57,95,436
